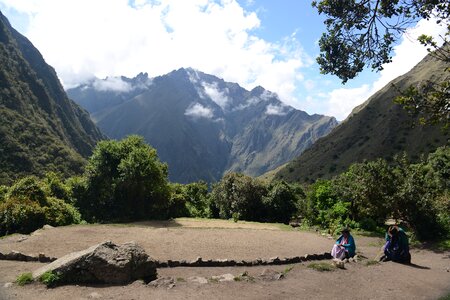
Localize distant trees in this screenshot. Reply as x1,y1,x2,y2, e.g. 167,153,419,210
313,0,449,128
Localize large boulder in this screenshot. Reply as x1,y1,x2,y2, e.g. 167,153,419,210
32,241,157,285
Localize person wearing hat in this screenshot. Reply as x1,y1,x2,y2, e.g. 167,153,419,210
331,227,356,260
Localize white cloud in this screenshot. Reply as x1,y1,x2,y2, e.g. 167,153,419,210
314,18,447,121
92,77,132,92
0,0,309,106
201,81,230,109
184,103,214,119
265,103,288,116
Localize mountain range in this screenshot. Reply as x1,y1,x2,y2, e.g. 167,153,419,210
0,11,104,185
68,69,338,183
274,48,449,183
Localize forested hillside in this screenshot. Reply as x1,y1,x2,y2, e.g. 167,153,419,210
275,49,449,183
0,12,104,185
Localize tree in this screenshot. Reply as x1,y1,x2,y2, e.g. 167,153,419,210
262,181,301,224
210,173,267,221
77,135,170,222
313,0,449,127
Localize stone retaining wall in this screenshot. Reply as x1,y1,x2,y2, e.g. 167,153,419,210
0,251,332,267
155,252,332,268
0,251,56,263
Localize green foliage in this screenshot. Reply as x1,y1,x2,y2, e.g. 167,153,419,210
307,262,336,272
210,173,267,221
0,198,46,236
263,181,302,223
313,0,449,128
0,185,8,202
0,175,81,236
41,172,71,202
7,176,47,205
313,0,449,82
39,271,60,288
168,181,210,218
16,273,33,286
76,135,170,222
43,197,81,227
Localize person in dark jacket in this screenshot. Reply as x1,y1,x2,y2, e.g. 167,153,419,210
381,225,411,264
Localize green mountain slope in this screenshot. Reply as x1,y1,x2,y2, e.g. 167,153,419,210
274,49,449,183
0,11,104,185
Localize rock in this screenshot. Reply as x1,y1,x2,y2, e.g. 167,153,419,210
32,241,157,285
88,292,102,299
211,274,235,282
259,269,283,281
3,282,13,288
42,224,54,230
332,259,345,269
188,276,208,284
148,277,176,289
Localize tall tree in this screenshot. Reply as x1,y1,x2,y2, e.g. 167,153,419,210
313,0,449,127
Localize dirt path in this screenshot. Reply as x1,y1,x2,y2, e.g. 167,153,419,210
0,219,449,300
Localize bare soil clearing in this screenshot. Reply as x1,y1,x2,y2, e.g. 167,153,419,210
0,219,449,300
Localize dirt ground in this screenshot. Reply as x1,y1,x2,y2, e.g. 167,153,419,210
0,219,449,300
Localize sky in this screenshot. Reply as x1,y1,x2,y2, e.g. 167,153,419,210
0,0,447,120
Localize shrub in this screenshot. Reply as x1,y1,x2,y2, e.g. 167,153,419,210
16,273,33,286
0,185,8,202
7,176,46,205
0,198,46,236
43,197,81,226
262,181,300,223
39,271,60,287
210,173,267,221
78,136,170,222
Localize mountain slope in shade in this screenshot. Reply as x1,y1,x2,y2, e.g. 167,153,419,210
274,49,449,184
68,68,338,183
0,11,104,185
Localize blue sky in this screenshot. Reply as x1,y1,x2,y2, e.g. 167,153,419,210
0,0,445,120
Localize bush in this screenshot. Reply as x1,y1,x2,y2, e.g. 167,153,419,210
16,272,33,286
41,172,70,202
0,185,8,202
0,198,46,236
262,181,300,223
78,136,170,222
7,176,47,205
39,271,60,287
210,173,267,221
43,197,81,226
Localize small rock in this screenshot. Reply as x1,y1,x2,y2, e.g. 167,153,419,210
42,225,54,230
3,282,13,288
211,274,235,282
88,292,102,299
188,276,208,284
332,259,345,269
148,277,175,288
17,236,28,242
259,269,283,281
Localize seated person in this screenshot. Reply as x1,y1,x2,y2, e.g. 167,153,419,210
382,225,411,264
331,227,356,260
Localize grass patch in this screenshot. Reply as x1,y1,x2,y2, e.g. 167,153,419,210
16,273,33,286
365,260,380,266
234,271,255,282
282,265,294,276
307,262,336,272
39,271,60,287
208,277,219,283
434,239,450,251
439,292,450,300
